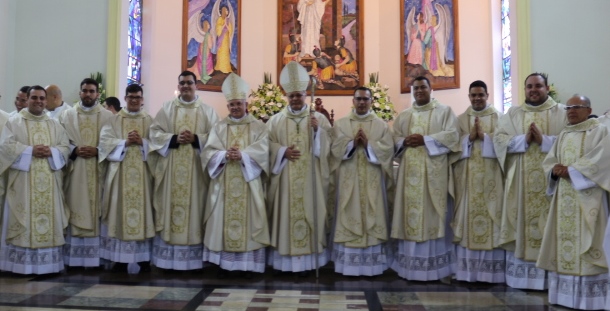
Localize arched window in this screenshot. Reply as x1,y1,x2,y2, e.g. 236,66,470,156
128,0,142,85
501,0,511,111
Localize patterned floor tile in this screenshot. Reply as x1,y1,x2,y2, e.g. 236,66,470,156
153,287,201,301
415,291,505,306
58,296,150,308
0,281,60,295
0,293,32,304
377,292,420,305
139,299,189,310
74,284,165,299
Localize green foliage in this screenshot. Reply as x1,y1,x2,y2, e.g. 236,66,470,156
248,73,288,120
90,72,107,104
364,73,396,121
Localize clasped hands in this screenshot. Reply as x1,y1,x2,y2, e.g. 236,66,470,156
284,145,301,162
552,164,570,179
402,133,424,147
354,128,368,147
33,145,52,158
526,122,543,145
177,130,195,144
225,146,242,161
469,117,485,142
126,130,143,146
75,146,98,158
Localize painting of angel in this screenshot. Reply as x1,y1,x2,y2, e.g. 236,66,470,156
401,0,459,92
182,0,240,91
278,0,364,96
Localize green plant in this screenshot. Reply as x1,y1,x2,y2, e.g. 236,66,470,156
364,72,396,121
90,72,107,105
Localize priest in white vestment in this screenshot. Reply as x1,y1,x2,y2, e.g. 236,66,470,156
391,76,460,281
98,84,155,273
0,108,10,237
0,86,70,274
201,73,270,275
538,95,610,310
60,78,114,267
493,73,567,289
330,86,395,276
267,61,332,274
452,80,505,283
149,71,219,271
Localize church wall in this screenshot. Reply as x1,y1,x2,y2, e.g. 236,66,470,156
1,0,108,111
142,0,497,118
530,0,610,115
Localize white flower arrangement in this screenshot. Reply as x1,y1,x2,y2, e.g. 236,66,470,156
364,73,396,121
248,73,287,121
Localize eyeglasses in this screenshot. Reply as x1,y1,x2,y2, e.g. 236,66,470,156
178,81,195,86
564,105,590,110
126,96,143,101
355,97,371,101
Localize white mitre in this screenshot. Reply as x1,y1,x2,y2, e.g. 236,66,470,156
222,73,249,101
279,61,310,93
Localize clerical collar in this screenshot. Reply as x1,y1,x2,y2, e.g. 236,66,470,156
288,105,308,115
353,109,372,118
179,95,199,105
126,109,142,115
229,114,247,122
79,101,99,111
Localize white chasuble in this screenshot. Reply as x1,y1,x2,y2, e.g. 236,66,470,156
149,98,219,245
331,112,394,248
201,114,270,252
539,119,610,276
60,104,114,237
452,106,503,250
0,111,70,248
267,109,331,256
494,97,567,261
392,100,460,242
98,110,155,241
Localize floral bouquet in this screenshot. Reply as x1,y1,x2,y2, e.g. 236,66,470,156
364,72,396,121
248,73,288,121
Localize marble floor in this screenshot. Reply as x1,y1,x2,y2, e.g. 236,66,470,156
0,265,573,311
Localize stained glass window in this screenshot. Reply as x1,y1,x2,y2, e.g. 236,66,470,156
501,0,511,111
128,0,142,85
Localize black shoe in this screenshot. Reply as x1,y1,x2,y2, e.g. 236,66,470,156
217,269,228,279
241,271,253,279
138,262,151,273
111,263,128,273
298,271,309,277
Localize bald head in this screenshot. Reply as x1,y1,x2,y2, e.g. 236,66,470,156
45,85,63,110
565,94,592,125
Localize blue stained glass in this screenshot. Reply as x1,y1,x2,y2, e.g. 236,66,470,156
128,0,142,85
501,0,511,112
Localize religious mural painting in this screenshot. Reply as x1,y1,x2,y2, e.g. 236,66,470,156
182,0,241,92
400,0,459,93
278,0,364,96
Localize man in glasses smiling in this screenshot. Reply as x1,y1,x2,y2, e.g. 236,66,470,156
538,95,610,309
149,70,219,271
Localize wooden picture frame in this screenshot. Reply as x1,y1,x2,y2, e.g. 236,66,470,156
278,0,364,96
400,0,459,93
182,0,241,92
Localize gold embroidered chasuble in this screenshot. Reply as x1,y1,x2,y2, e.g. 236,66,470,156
59,104,114,237
330,112,395,248
0,110,70,248
149,98,219,246
391,100,460,242
98,109,155,241
201,114,270,252
493,97,567,261
452,106,504,250
538,119,610,276
267,108,331,256
0,109,10,234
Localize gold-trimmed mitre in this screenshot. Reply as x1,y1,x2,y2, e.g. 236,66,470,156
222,73,249,101
279,61,309,93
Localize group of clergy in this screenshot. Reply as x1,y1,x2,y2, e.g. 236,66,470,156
0,62,609,310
